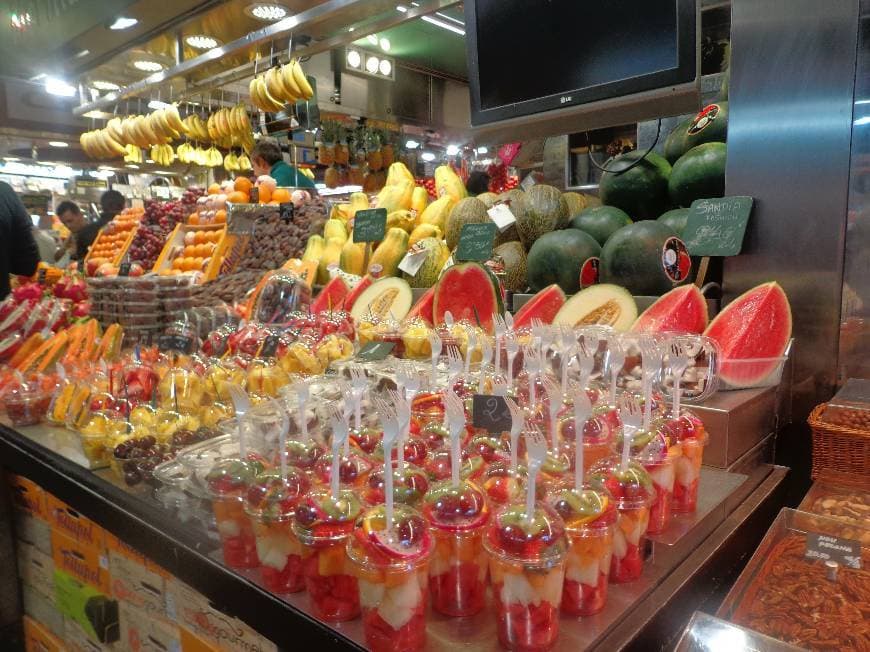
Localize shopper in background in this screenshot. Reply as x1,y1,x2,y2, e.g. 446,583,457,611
56,201,93,264
99,189,125,222
32,214,59,264
465,170,491,195
0,181,39,299
250,139,316,189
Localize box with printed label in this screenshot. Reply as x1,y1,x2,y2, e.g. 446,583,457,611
108,548,166,618
51,529,110,594
180,627,221,652
119,602,181,652
23,615,64,652
14,508,52,556
55,567,119,647
9,474,45,518
64,614,115,652
22,581,64,639
45,494,105,549
17,541,55,599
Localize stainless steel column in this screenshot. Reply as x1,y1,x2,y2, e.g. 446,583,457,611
724,0,859,418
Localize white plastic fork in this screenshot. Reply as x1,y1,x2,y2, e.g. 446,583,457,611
558,325,576,395
573,389,593,489
478,337,492,394
523,344,543,406
227,384,251,460
389,388,411,472
505,334,519,383
327,405,349,498
669,339,690,418
428,331,442,385
506,397,524,472
524,427,548,521
492,377,508,397
493,313,507,377
618,393,642,471
576,340,595,390
607,338,626,405
542,376,563,451
349,364,367,431
464,330,477,375
372,396,399,525
638,336,663,432
444,389,467,488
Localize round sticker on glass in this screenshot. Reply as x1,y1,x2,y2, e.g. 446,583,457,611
580,257,600,289
662,237,691,283
687,103,722,136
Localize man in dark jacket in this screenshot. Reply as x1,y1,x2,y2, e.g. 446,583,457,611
0,182,40,299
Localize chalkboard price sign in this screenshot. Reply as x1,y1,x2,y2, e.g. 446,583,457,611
278,202,295,221
356,341,395,361
681,196,753,256
353,209,387,243
805,532,863,569
472,394,512,433
456,222,497,262
157,334,195,355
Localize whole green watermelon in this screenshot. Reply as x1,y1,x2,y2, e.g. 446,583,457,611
664,103,729,164
600,221,685,295
669,142,727,207
571,206,632,246
527,229,600,294
657,208,690,236
664,116,693,164
599,151,672,220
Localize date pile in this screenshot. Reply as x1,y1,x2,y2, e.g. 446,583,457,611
189,270,263,306
235,197,326,271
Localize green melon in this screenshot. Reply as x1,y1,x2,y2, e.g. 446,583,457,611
477,192,498,208
490,189,523,247
669,142,727,208
402,237,450,288
515,184,570,249
527,228,601,294
663,103,729,165
553,284,637,330
562,192,588,217
657,208,690,237
599,150,672,220
600,221,686,295
571,206,633,246
664,116,693,164
493,240,528,293
445,197,489,250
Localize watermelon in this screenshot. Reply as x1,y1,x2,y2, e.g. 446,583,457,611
657,208,690,237
669,142,727,208
600,221,688,296
704,282,792,388
342,275,373,311
571,206,633,246
516,185,570,249
527,229,600,294
599,150,672,220
406,287,436,325
553,284,637,331
663,116,693,164
631,285,708,334
311,276,349,313
513,285,566,329
350,278,413,322
663,102,729,164
433,262,504,332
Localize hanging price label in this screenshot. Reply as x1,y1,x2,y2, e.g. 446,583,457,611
398,242,430,276
487,203,517,232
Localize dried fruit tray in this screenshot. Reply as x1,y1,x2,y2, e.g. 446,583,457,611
798,472,870,545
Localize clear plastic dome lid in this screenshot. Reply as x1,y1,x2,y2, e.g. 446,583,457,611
205,457,266,498
422,479,489,531
252,272,313,325
588,456,655,510
292,488,362,544
546,486,617,531
244,468,310,522
484,502,567,565
346,504,433,568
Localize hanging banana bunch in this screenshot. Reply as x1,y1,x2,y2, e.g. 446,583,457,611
149,144,174,166
249,58,314,113
237,152,252,171
80,128,126,159
182,114,210,142
224,151,239,172
123,144,143,164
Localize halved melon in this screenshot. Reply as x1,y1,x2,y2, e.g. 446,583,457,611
631,285,708,334
405,287,436,325
553,284,637,330
432,262,504,332
350,277,413,322
513,284,566,329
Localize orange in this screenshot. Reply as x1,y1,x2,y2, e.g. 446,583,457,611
257,186,272,204
183,245,195,257
214,209,226,224
208,183,221,195
234,177,253,194
271,188,291,203
188,213,200,225
193,257,205,271
171,257,183,271
194,231,205,245
226,191,248,204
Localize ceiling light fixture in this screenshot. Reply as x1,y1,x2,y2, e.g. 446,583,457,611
421,152,436,162
365,56,380,74
75,49,91,59
4,157,20,162
367,34,379,45
378,59,392,76
246,4,288,21
186,35,219,50
109,17,138,30
405,139,420,149
476,146,488,155
348,26,355,32
446,144,460,156
126,164,140,169
379,38,391,52
346,50,362,68
44,77,76,97
147,100,171,110
91,80,120,91
133,60,164,72
48,141,69,148
10,12,31,30
396,5,408,12
421,15,465,35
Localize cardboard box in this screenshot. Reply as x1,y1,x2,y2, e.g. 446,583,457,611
23,615,64,652
51,529,110,594
45,495,105,549
17,542,55,599
108,549,166,619
119,602,181,652
180,627,221,652
64,615,114,652
8,474,45,518
22,581,64,639
14,508,52,556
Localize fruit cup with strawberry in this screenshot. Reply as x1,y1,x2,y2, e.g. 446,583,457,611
206,458,265,569
245,468,310,594
292,488,362,621
625,429,675,535
313,450,373,490
663,412,708,513
346,504,433,652
363,461,430,508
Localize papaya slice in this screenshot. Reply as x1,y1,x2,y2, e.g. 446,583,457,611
94,324,123,361
35,331,69,373
8,332,45,369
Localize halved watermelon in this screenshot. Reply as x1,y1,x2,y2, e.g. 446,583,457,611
350,278,413,322
704,282,792,387
432,262,504,332
342,275,373,312
553,284,637,330
513,285,566,329
631,285,708,334
311,276,349,314
406,287,436,325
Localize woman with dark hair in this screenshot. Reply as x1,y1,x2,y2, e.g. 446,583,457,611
465,170,491,196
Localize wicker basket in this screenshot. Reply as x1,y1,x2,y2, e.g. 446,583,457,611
808,403,870,479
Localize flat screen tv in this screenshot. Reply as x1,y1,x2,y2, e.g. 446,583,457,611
465,0,698,136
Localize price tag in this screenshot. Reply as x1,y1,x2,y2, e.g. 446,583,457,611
681,196,753,256
260,334,280,358
805,532,863,569
279,202,294,221
356,341,395,362
157,334,194,355
37,267,47,284
353,208,387,243
472,394,513,433
456,222,497,262
520,174,537,191
118,262,131,277
487,203,517,232
398,242,430,276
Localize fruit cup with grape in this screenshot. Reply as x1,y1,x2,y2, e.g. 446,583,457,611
363,461,430,508
346,504,433,652
588,457,654,583
623,429,674,535
547,485,616,616
313,450,373,490
245,468,310,593
660,412,708,513
421,479,490,617
292,488,362,621
205,458,265,569
484,502,568,651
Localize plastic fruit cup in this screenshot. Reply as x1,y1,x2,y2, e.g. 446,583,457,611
313,452,373,490
245,469,309,594
346,505,434,652
644,455,675,535
3,387,51,427
422,479,490,617
671,415,708,514
292,488,362,622
557,413,613,474
363,462,430,508
485,503,568,652
206,458,265,570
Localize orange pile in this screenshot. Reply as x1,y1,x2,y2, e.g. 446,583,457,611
169,229,223,272
86,207,143,263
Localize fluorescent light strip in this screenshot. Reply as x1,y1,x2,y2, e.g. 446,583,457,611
435,11,464,26
420,15,465,35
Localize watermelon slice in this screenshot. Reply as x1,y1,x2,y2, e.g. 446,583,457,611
342,275,373,312
704,282,792,388
405,287,436,325
432,262,504,332
513,285,566,329
631,285,708,334
311,276,349,314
